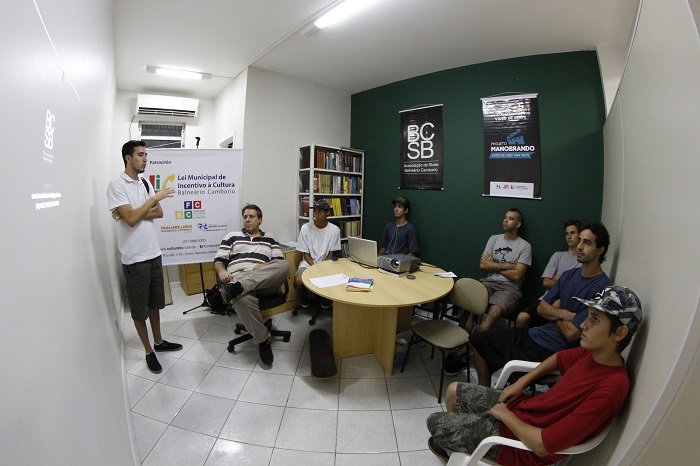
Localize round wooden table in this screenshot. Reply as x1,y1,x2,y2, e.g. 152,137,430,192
302,258,454,374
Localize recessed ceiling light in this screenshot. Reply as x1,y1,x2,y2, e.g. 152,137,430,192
146,65,212,81
301,0,376,37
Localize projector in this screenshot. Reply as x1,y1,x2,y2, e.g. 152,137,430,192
377,254,421,273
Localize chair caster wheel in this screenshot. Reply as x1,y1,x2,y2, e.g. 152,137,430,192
234,328,242,334
283,335,291,342
309,318,316,325
227,343,235,353
292,309,298,316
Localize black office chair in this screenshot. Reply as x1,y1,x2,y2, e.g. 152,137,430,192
226,281,291,352
292,293,331,325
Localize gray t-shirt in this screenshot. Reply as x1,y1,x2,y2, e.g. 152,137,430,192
483,234,532,287
542,251,580,279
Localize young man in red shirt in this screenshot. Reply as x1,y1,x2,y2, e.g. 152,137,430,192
426,285,643,465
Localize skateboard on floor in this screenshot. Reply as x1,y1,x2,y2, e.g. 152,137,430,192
309,329,337,379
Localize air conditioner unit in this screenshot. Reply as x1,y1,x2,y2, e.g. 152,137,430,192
136,94,199,119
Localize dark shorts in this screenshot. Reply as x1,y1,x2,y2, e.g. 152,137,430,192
122,255,165,321
479,278,522,315
470,327,554,374
519,300,547,327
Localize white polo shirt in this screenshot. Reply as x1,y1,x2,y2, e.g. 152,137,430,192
106,173,161,265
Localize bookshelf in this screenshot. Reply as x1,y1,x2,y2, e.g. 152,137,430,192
298,144,364,255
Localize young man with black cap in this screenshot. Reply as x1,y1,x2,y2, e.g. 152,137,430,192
294,199,341,309
426,285,643,465
378,196,419,256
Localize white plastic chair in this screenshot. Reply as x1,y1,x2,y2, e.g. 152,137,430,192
445,360,613,466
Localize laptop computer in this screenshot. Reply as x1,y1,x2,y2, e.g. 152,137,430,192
347,237,378,267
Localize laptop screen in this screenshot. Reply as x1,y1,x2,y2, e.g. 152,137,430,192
347,237,378,267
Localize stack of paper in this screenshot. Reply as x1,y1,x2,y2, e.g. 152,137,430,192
346,277,374,291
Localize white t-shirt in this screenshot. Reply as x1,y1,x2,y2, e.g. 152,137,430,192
297,221,341,268
106,173,161,265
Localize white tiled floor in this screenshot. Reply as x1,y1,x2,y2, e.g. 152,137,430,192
124,287,476,465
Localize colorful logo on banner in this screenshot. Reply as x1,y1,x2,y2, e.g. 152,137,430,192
175,200,205,219
149,174,176,191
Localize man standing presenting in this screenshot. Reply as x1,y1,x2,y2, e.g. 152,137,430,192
463,223,612,384
214,204,290,366
107,140,182,374
378,196,419,256
295,199,341,309
515,219,583,328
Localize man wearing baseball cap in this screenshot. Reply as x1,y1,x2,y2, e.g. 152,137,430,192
295,199,341,309
378,196,419,256
427,285,642,465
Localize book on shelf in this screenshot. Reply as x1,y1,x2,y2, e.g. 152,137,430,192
344,221,360,237
300,196,309,217
314,148,363,173
346,277,374,291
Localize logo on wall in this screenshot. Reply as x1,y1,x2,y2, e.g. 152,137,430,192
42,109,55,165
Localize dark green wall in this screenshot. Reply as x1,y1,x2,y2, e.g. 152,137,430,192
351,51,606,303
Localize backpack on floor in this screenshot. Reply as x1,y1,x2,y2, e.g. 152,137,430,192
206,284,230,315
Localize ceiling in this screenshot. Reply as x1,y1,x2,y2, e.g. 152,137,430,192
114,0,639,100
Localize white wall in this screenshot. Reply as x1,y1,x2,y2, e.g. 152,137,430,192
239,66,351,243
597,45,630,117
570,0,700,463
213,68,248,149
0,0,134,464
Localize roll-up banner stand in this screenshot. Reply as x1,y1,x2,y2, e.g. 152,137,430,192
481,94,541,199
399,104,444,190
147,148,242,266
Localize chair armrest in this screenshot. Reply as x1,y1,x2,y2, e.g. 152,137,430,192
494,360,560,389
447,435,532,466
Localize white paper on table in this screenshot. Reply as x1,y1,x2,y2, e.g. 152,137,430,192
309,273,350,288
435,272,457,278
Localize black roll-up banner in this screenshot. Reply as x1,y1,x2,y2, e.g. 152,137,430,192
482,94,541,199
399,104,443,190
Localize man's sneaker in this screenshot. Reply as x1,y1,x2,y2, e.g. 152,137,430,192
428,437,449,463
443,355,469,376
154,340,183,352
223,281,244,302
145,352,162,374
320,298,332,310
259,340,274,366
299,291,310,308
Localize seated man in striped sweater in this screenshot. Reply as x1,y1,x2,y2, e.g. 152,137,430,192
214,204,290,366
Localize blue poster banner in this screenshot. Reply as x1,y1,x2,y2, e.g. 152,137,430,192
481,94,541,199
